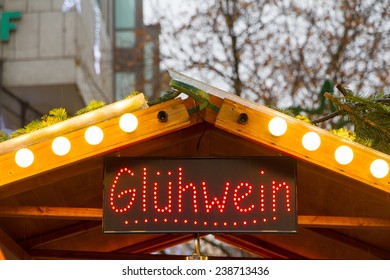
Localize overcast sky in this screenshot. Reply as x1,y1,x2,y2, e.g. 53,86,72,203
143,0,198,25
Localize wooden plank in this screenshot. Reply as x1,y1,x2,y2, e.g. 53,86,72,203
0,98,191,189
250,227,383,259
25,221,101,249
0,94,147,156
29,249,191,260
183,93,223,125
112,122,215,158
310,228,390,260
29,249,260,260
0,229,31,259
25,225,180,254
215,96,390,193
0,157,103,200
299,215,390,229
0,206,102,220
1,206,390,230
115,234,196,254
215,234,306,259
0,246,6,260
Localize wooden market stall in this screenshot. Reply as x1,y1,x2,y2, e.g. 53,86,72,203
0,72,389,260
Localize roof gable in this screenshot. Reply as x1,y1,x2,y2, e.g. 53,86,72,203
0,73,389,260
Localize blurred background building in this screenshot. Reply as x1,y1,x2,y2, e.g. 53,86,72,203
0,0,161,133
113,0,161,101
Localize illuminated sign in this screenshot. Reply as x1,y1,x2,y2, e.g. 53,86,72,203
103,157,297,233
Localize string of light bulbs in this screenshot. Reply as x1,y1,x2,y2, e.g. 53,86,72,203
13,113,389,180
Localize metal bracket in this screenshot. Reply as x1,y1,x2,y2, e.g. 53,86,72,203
186,234,208,260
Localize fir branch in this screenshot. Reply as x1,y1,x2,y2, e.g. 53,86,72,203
376,98,390,104
124,90,142,99
0,130,10,142
311,111,342,124
148,89,181,106
324,91,390,154
336,84,353,97
10,108,69,137
43,108,69,125
75,100,105,116
324,93,389,137
11,119,42,137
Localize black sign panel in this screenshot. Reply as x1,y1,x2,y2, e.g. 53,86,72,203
103,157,297,233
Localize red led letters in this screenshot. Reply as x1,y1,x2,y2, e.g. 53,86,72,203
104,158,297,233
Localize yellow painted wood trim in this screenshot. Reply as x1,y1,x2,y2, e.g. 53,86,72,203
215,95,390,193
0,98,191,187
0,93,148,155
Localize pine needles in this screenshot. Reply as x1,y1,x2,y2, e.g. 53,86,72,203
2,100,106,141
324,85,390,154
11,108,69,137
0,130,10,142
75,100,105,116
0,91,143,142
1,83,389,156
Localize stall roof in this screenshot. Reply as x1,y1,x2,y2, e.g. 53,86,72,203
0,73,389,260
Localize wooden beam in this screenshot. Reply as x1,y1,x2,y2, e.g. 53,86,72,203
25,221,101,249
0,206,102,220
215,234,305,259
310,228,390,260
0,246,6,260
29,249,190,260
251,227,383,259
0,94,147,156
0,229,30,259
1,206,389,230
115,234,197,254
0,98,191,190
29,249,261,260
215,96,390,193
299,215,390,229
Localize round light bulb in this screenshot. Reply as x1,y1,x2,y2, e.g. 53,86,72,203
119,113,138,133
302,131,321,151
334,145,354,165
370,159,389,179
268,117,287,136
15,148,34,168
84,126,104,145
52,136,71,156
